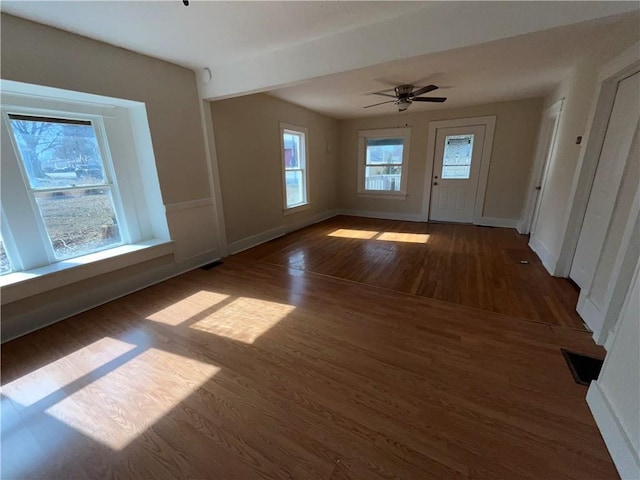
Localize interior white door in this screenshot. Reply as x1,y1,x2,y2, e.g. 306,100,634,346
529,101,562,236
429,125,485,223
570,71,640,289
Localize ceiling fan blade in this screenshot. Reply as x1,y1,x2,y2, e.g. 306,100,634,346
413,96,447,103
363,100,397,108
372,92,398,98
410,84,438,97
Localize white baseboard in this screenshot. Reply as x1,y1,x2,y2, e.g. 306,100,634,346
529,235,559,275
338,209,426,222
577,292,605,345
475,216,519,229
1,248,220,343
227,209,339,255
587,382,640,480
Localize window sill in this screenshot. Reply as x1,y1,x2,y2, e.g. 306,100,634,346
283,203,310,216
357,192,408,200
0,239,174,304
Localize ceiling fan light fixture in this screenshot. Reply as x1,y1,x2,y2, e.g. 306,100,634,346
397,99,411,112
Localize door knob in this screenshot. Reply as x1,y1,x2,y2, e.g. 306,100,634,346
433,182,438,186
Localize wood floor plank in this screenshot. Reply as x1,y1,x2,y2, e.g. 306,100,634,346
1,218,614,479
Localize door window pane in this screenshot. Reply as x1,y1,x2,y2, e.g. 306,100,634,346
442,134,474,179
8,115,107,189
34,188,121,259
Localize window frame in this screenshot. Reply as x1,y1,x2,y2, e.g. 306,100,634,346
357,127,411,199
280,123,310,214
0,80,172,293
3,111,126,263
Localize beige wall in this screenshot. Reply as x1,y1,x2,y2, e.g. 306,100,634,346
338,97,543,221
1,14,220,340
211,93,339,246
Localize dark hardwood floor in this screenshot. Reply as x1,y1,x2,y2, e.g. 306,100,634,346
1,217,613,479
237,216,586,329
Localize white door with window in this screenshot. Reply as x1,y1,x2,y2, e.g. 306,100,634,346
429,125,485,223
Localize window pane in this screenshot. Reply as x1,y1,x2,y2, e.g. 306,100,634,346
8,115,107,189
366,138,404,165
0,239,11,275
283,132,301,169
365,166,402,191
34,188,121,259
285,170,304,207
441,134,474,179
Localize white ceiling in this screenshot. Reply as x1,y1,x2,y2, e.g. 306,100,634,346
2,1,639,119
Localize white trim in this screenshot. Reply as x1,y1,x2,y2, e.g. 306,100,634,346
356,193,408,201
338,209,425,223
283,203,311,216
357,127,411,197
0,240,174,304
227,209,338,255
475,217,519,229
164,197,213,213
422,116,496,223
520,99,564,235
576,292,604,342
528,235,558,275
555,45,640,277
1,247,220,343
280,122,310,212
197,98,228,257
587,382,640,480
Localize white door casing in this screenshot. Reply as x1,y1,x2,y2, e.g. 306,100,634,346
570,71,640,290
422,116,496,224
523,99,563,236
429,125,485,223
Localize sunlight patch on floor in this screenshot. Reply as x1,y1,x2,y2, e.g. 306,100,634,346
327,228,429,244
377,232,430,244
327,228,378,239
44,348,219,450
1,337,137,407
190,297,295,344
145,291,231,326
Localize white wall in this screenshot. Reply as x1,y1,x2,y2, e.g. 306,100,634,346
210,93,339,252
1,14,221,341
587,258,640,479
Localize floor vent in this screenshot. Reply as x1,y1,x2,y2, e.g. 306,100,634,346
200,260,223,270
561,349,604,386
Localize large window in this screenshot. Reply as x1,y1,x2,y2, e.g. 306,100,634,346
1,81,170,285
6,114,121,260
358,128,411,198
280,123,309,211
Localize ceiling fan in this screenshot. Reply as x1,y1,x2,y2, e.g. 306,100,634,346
364,84,447,112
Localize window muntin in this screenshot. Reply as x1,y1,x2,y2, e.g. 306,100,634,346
358,128,410,197
6,113,122,260
441,134,474,180
282,127,308,210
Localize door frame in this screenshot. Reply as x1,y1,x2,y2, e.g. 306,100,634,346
555,42,640,277
519,99,563,235
422,116,496,224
